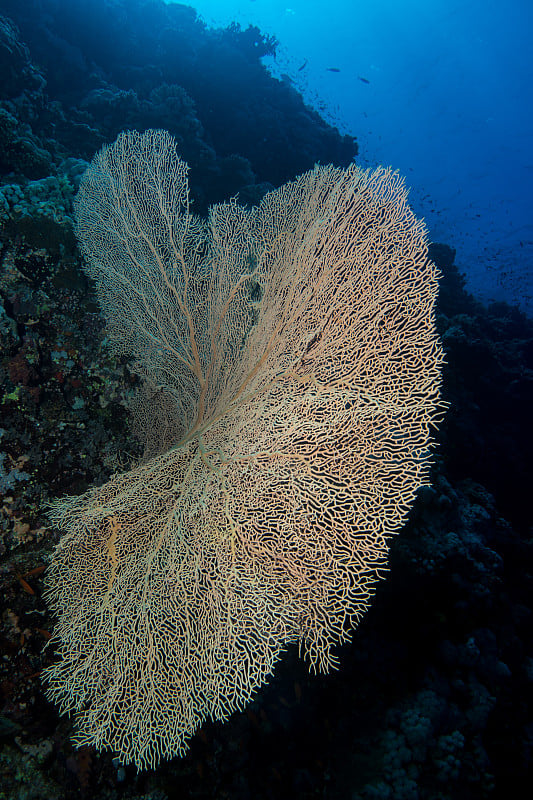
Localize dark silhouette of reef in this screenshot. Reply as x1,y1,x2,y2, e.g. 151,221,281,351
431,243,533,536
0,0,356,212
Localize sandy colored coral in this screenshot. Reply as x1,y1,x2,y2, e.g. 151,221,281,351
43,129,443,768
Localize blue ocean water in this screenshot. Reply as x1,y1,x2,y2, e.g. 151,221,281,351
178,0,533,312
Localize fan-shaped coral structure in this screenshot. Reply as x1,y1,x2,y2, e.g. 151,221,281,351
43,130,443,768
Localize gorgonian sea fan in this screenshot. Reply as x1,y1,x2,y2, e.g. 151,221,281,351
43,130,444,768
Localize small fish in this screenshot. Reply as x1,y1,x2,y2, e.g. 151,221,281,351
298,59,308,71
17,576,35,595
358,76,370,84
326,67,340,72
25,564,46,577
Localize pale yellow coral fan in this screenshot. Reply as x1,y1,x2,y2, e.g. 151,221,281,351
43,129,443,769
